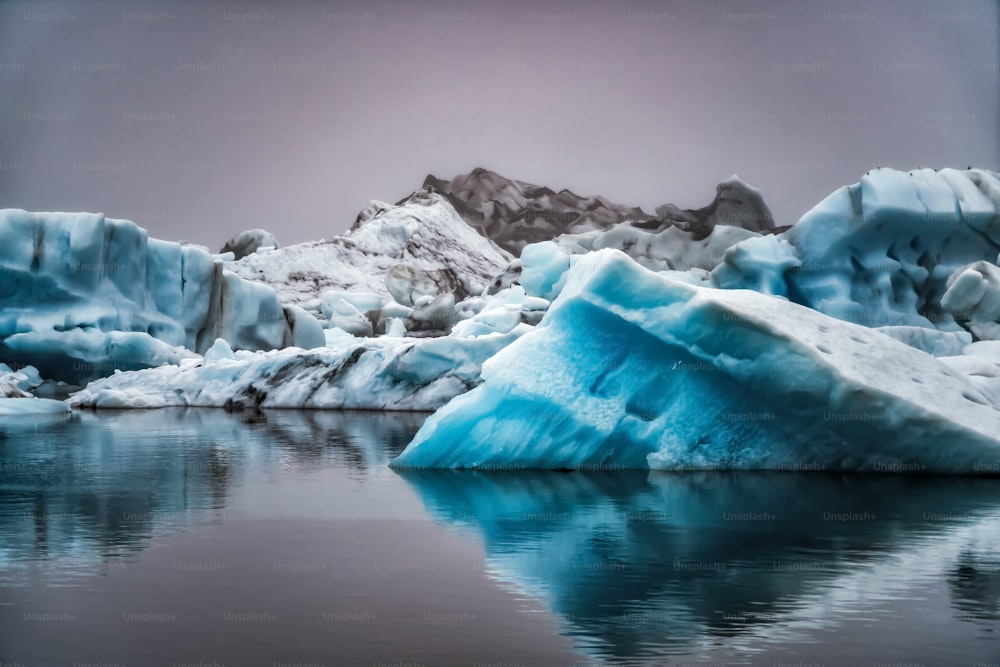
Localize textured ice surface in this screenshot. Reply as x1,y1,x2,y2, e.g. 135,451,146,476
391,250,1000,472
226,190,511,311
0,363,43,397
942,260,1000,341
874,325,972,357
713,169,1000,332
0,397,69,414
0,210,322,382
484,174,774,297
70,326,531,410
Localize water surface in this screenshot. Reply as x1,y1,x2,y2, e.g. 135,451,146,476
1,409,998,666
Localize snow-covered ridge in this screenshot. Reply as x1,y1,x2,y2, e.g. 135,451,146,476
226,189,511,313
423,167,653,254
425,167,778,255
0,209,322,384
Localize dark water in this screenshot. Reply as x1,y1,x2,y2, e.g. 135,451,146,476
0,410,998,667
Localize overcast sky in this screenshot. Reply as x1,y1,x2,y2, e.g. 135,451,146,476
1,0,997,249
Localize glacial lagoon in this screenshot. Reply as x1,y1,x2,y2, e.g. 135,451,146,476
0,409,998,666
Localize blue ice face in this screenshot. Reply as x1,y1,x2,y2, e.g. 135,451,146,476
714,168,1000,331
0,209,314,383
391,248,1000,473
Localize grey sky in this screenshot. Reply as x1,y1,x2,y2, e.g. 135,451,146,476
1,0,997,249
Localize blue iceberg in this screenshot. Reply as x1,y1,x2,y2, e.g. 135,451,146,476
713,168,1000,331
0,209,323,383
391,249,1000,472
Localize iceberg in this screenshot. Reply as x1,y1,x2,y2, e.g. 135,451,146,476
391,249,1000,473
713,168,1000,332
0,362,43,397
225,189,511,312
942,260,1000,341
68,282,556,410
0,210,323,383
69,325,531,410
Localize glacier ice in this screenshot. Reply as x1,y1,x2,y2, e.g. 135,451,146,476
942,260,1000,341
0,209,323,383
0,363,43,397
519,241,571,301
405,293,456,334
0,362,68,413
391,249,1000,473
384,263,466,307
203,338,236,363
655,175,776,234
556,222,761,275
225,189,511,313
70,324,532,410
320,290,384,319
423,167,653,254
328,299,375,337
713,168,1000,332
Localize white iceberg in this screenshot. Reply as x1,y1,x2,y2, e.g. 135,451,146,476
225,190,511,312
69,325,532,411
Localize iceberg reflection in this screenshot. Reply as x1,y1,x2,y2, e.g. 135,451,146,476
397,469,1000,659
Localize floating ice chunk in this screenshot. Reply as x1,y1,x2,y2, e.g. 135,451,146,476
520,241,571,300
329,300,374,337
392,249,1000,473
203,338,236,363
385,318,407,338
0,209,315,383
713,168,1000,331
406,293,456,333
942,261,1000,341
320,290,384,319
71,326,529,411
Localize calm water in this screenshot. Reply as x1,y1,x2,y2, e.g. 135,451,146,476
0,409,998,667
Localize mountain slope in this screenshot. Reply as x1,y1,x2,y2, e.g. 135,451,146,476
422,168,653,254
